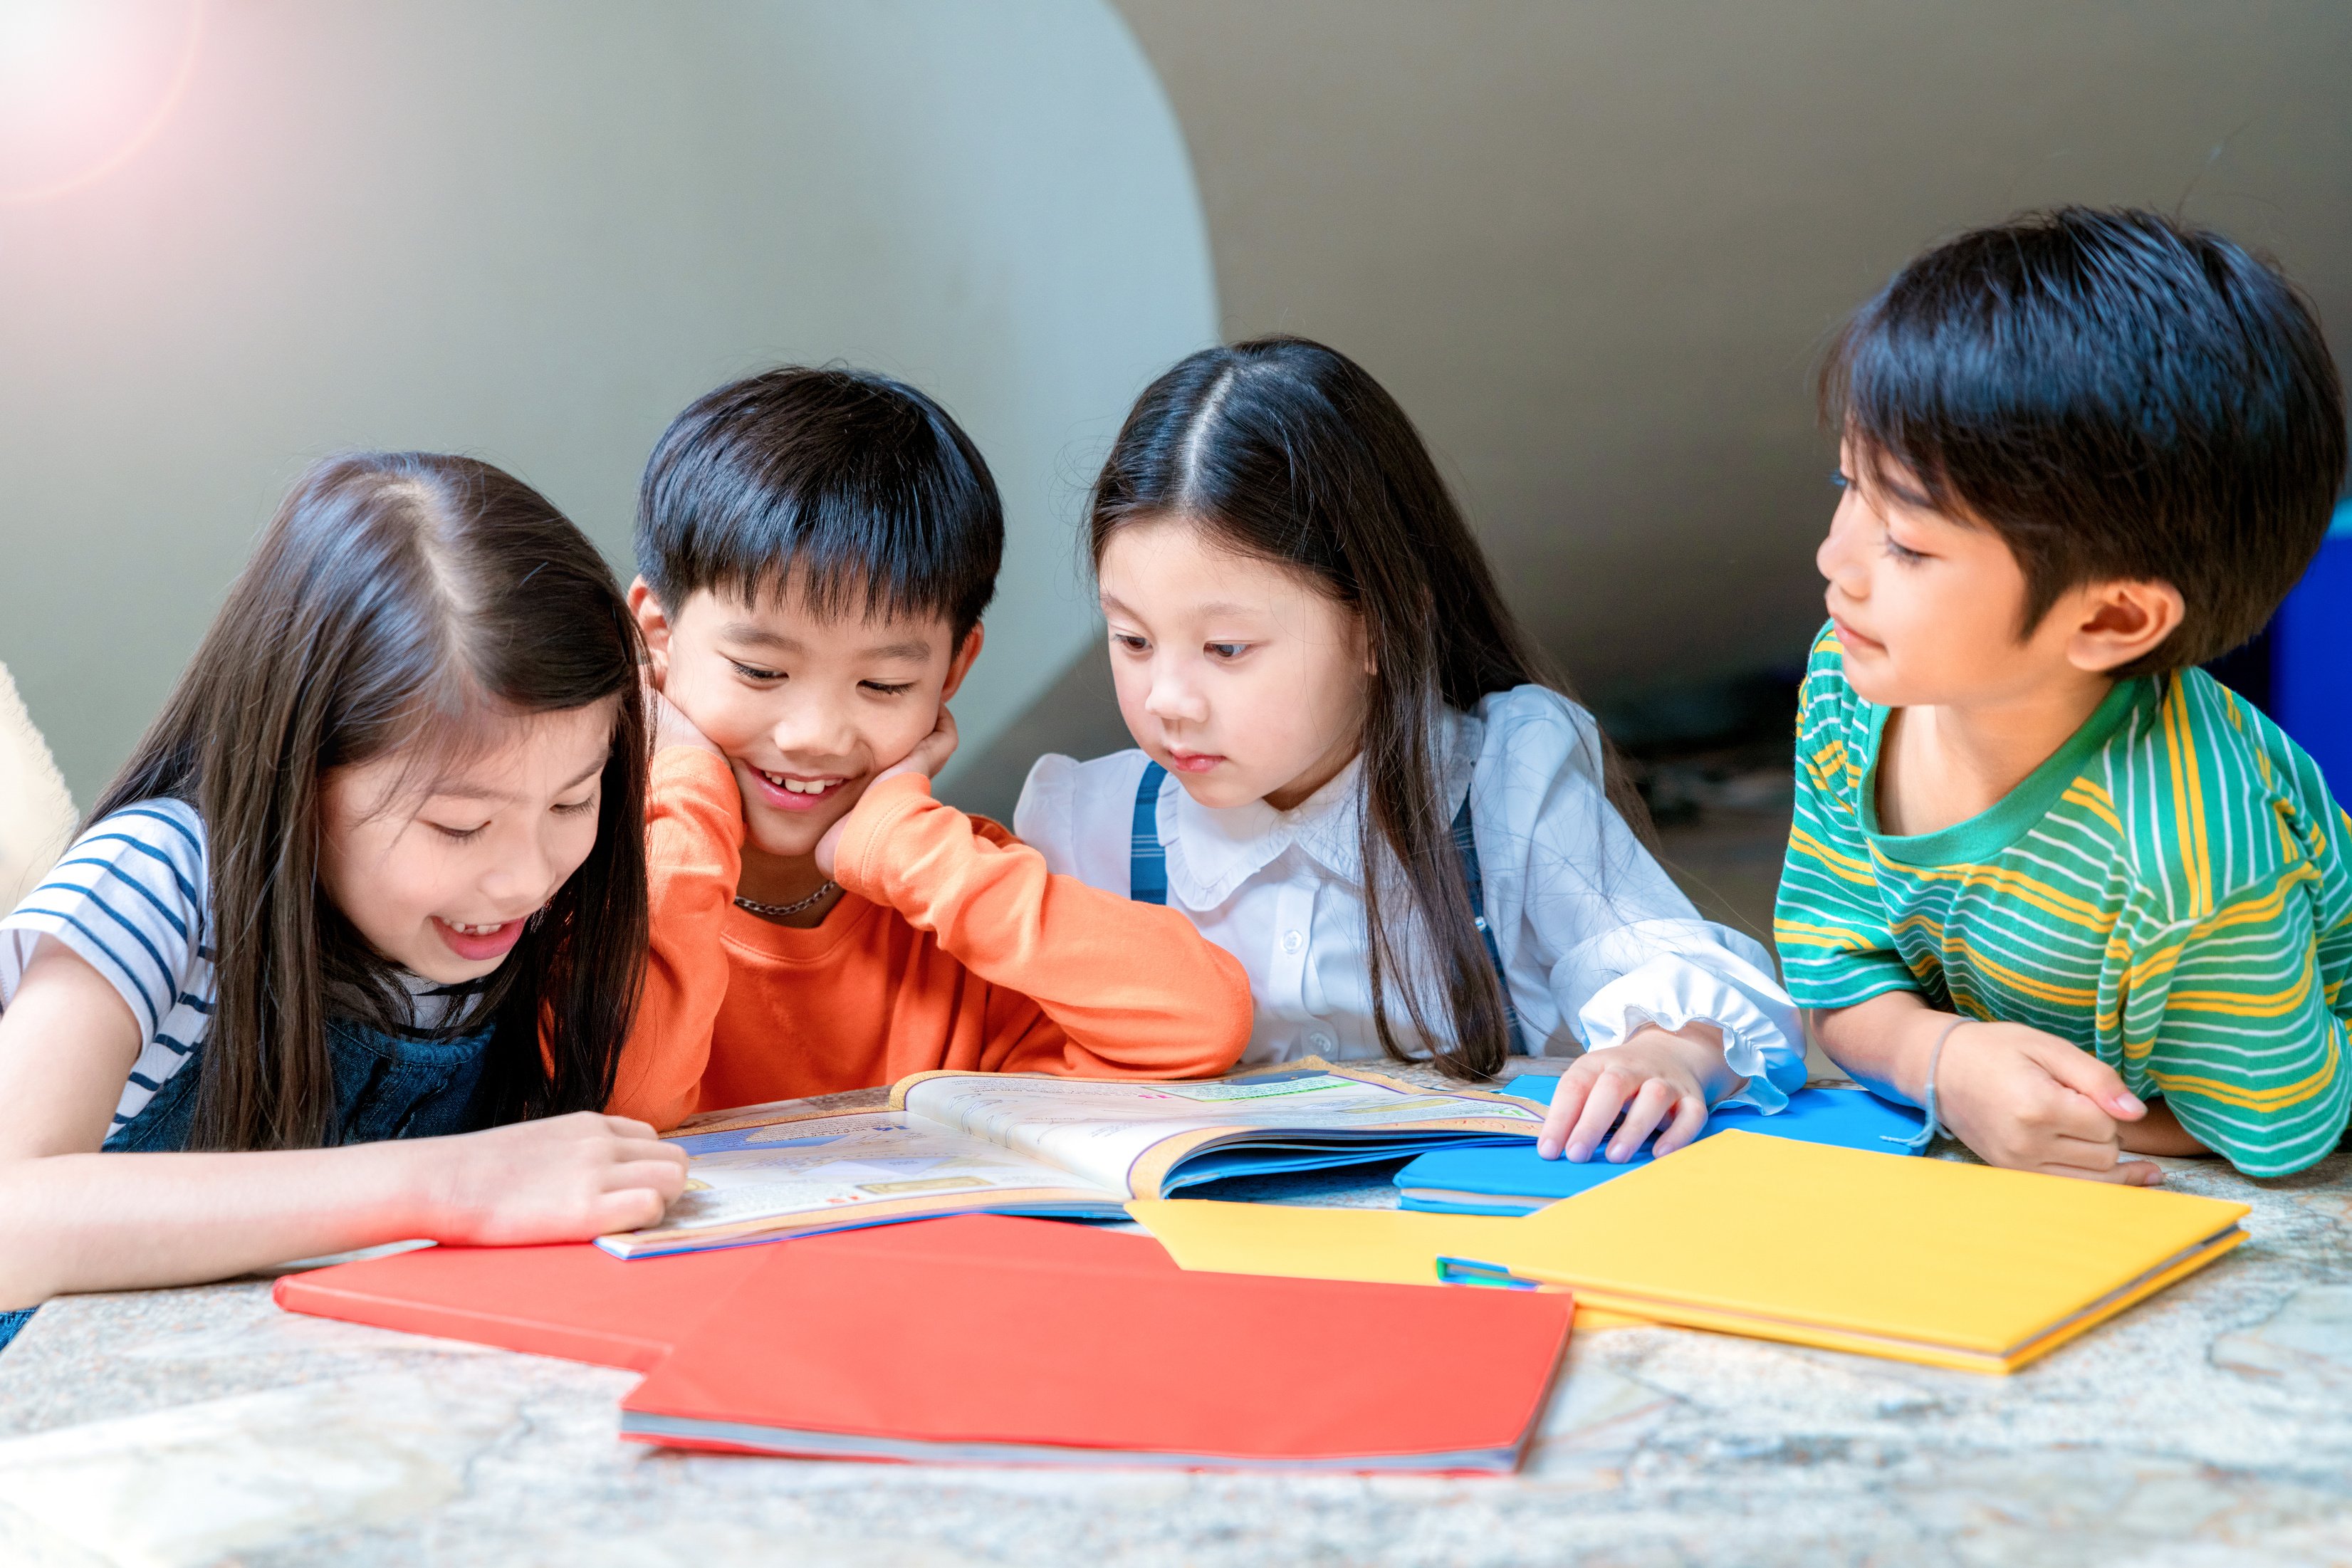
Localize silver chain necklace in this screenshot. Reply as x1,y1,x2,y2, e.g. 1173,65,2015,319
733,882,840,919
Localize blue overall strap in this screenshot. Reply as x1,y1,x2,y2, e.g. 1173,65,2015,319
1129,761,1171,904
1451,790,1529,1053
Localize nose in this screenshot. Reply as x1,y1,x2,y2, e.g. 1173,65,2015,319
480,827,558,917
1141,653,1209,728
766,688,861,770
1817,497,1866,600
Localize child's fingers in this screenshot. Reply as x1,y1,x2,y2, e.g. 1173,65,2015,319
2031,1035,2145,1120
1604,1078,1678,1162
587,1187,671,1235
1648,1092,1710,1158
1536,1070,1595,1159
2017,1079,2121,1146
2041,1154,2165,1186
597,1114,666,1141
1562,1070,1634,1162
606,1156,690,1201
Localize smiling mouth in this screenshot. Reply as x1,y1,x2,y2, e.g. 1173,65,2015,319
432,915,527,962
749,765,852,811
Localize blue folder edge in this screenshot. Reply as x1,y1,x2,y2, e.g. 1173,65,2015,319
1392,1078,1927,1213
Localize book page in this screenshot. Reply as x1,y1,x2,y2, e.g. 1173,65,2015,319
606,1108,1123,1257
899,1066,1542,1196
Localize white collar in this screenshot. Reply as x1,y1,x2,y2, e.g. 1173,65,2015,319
1160,704,1485,908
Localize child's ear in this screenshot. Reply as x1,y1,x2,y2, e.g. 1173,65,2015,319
628,578,673,682
2065,579,2186,674
940,624,986,702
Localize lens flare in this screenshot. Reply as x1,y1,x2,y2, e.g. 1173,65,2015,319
0,0,204,205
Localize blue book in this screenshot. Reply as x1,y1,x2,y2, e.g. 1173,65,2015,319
1392,1079,1927,1214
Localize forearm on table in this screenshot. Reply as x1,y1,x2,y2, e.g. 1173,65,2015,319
2117,1099,2212,1156
0,1139,436,1308
1809,991,1952,1107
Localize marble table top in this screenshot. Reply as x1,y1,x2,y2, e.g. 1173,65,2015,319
1,1074,2346,1568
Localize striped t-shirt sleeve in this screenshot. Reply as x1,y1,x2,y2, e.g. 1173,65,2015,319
0,800,213,1124
2120,872,2351,1177
1773,629,1917,1008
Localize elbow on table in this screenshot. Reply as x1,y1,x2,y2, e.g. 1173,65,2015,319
0,1167,69,1312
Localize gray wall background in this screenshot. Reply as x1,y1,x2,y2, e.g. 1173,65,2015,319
0,0,1214,808
6,2,2351,827
951,0,2352,819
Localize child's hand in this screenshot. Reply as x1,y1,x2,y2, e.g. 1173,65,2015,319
1537,1023,1735,1162
879,703,960,785
814,706,960,874
1933,1020,2160,1185
422,1112,691,1244
644,679,724,761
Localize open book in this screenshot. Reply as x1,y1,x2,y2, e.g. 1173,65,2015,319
600,1060,1545,1259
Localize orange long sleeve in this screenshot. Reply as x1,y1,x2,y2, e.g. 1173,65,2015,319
607,753,1253,1129
832,774,1255,1080
606,749,746,1130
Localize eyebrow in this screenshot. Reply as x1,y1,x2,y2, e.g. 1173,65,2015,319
432,756,606,805
1099,594,1268,622
718,623,936,662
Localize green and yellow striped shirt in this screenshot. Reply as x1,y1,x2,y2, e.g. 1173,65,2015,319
1775,623,2352,1176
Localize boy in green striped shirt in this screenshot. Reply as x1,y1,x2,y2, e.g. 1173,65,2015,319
1777,208,2351,1181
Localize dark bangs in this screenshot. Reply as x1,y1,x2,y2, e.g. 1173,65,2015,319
636,367,1003,638
1823,206,2346,672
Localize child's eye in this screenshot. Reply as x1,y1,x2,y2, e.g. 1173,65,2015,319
1884,535,1927,565
553,796,598,817
432,822,488,842
859,681,914,696
1206,642,1249,661
729,661,786,682
1110,633,1149,654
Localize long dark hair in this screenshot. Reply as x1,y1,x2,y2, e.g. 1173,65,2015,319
1089,336,1651,1079
89,452,650,1150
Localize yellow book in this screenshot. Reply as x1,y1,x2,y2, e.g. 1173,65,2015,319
1124,1201,1650,1331
1465,1131,2249,1374
1133,1131,2249,1373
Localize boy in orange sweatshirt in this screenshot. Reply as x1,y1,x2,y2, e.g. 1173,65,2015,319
608,367,1253,1127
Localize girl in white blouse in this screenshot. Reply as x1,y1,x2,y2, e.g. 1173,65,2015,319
1015,336,1804,1165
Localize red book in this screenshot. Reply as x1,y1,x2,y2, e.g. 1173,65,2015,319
274,1216,1174,1370
622,1234,1574,1473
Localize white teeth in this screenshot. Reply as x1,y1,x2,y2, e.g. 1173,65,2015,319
447,921,503,935
761,770,842,795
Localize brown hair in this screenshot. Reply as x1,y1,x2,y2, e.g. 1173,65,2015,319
88,453,649,1150
1090,336,1653,1080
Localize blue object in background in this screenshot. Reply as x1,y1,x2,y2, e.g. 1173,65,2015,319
2270,500,2352,797
1393,1078,1925,1214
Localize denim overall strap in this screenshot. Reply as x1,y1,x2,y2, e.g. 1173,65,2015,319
1129,761,1171,905
1124,759,1530,1055
1451,790,1530,1055
103,1017,498,1154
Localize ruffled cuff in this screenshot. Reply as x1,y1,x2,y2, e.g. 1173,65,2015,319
1577,952,1805,1112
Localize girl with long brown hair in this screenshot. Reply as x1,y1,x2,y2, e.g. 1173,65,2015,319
0,453,684,1348
1017,337,1806,1164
